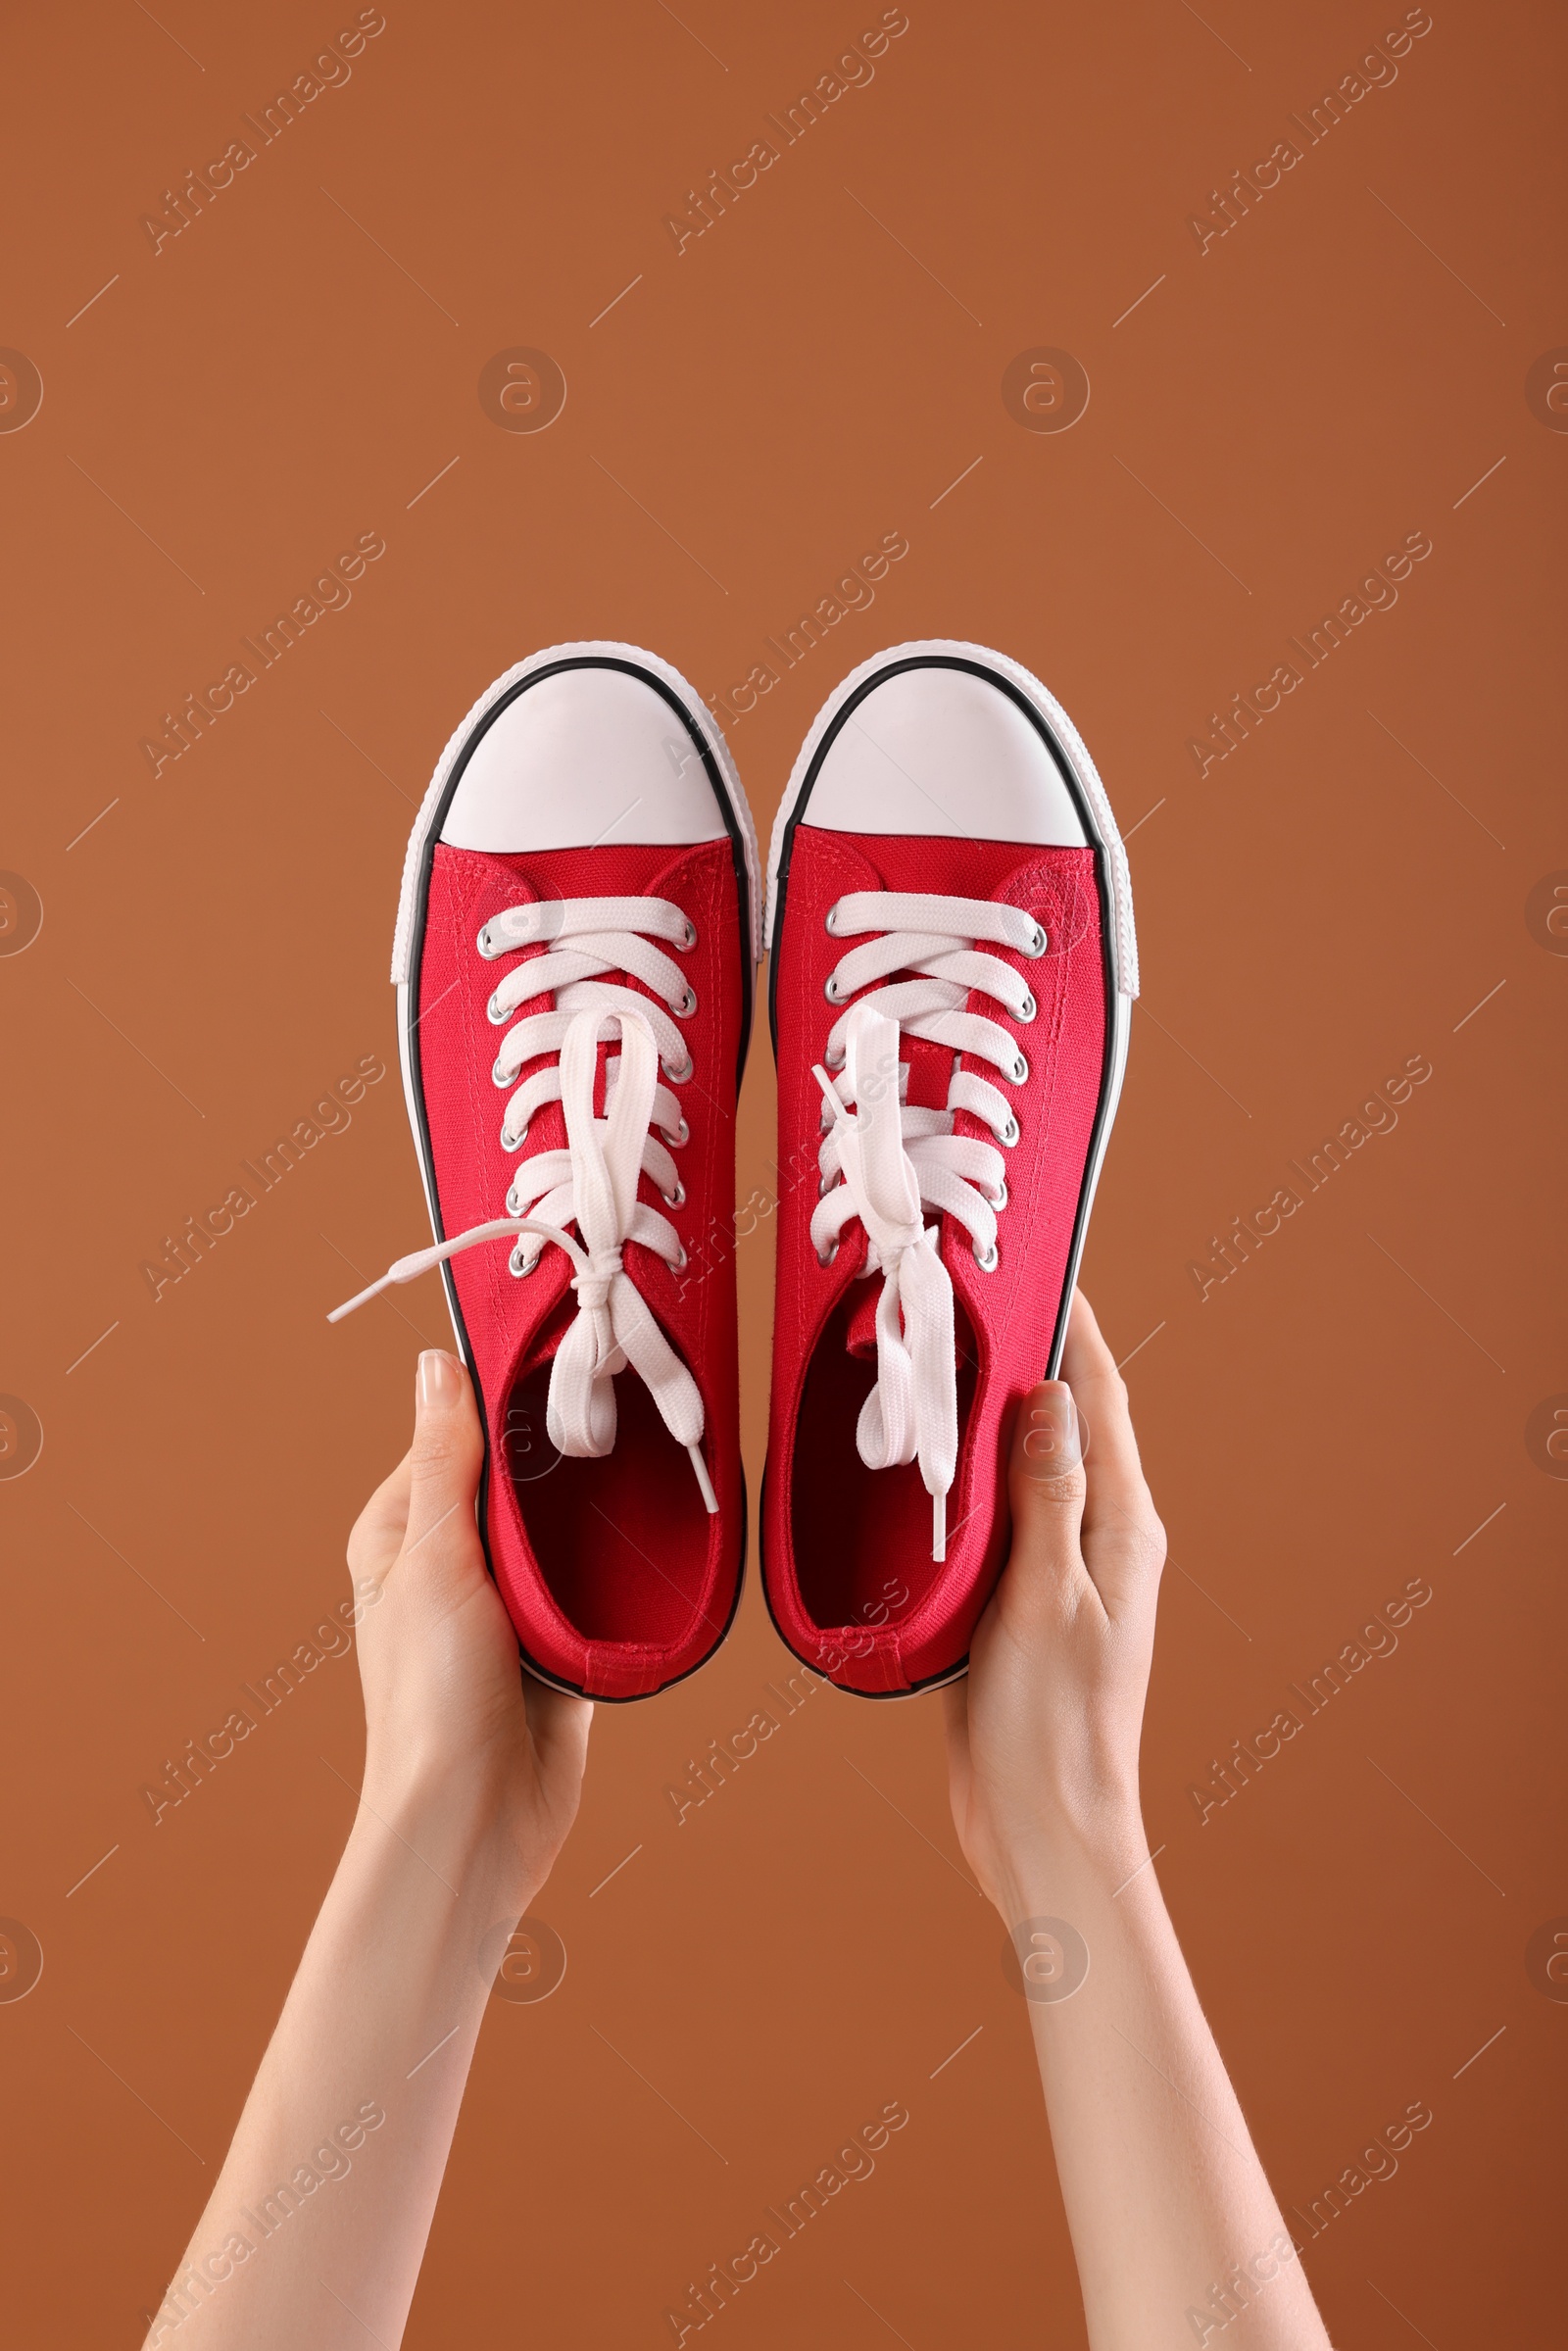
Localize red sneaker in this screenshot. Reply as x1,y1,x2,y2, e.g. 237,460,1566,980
761,643,1138,1695
333,645,760,1700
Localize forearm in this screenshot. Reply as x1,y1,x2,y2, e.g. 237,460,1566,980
145,1772,529,2348
1002,1823,1331,2351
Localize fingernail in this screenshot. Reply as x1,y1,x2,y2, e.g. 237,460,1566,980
1022,1382,1082,1471
417,1350,460,1410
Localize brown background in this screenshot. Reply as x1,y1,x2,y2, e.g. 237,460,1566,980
1,0,1563,2342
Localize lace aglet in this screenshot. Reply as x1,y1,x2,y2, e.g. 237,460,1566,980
932,1491,946,1562
687,1442,719,1515
327,1247,441,1323
326,1278,389,1323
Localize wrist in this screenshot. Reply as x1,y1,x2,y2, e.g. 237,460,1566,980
989,1799,1151,1927
355,1754,549,1915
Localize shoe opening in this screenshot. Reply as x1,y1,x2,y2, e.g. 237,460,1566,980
790,1284,979,1635
502,1358,717,1648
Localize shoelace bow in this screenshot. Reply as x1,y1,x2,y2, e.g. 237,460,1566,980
330,896,716,1513
809,890,1046,1561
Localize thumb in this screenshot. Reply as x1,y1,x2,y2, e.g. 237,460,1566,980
1004,1379,1088,1588
403,1348,484,1560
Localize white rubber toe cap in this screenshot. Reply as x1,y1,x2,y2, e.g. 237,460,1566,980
804,661,1088,846
439,663,728,853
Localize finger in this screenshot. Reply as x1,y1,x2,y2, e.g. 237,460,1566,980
523,1680,594,1776
403,1349,485,1568
940,1678,970,1774
1060,1293,1163,1600
346,1451,413,1583
1060,1292,1148,1520
939,1681,973,1829
1002,1381,1091,1618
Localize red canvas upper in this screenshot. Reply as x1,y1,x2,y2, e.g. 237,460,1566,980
414,835,744,1698
764,825,1107,1693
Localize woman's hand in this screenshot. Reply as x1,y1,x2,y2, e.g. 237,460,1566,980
145,1351,592,2348
348,1349,591,1913
941,1294,1334,2351
944,1291,1166,1914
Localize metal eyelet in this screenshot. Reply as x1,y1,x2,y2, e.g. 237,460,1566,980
1022,923,1047,958
1016,992,1037,1023
662,1179,687,1209
818,1173,837,1199
1000,1113,1020,1147
991,1179,1009,1212
817,1242,840,1269
492,1058,514,1089
672,1244,689,1272
500,1124,525,1153
663,1114,690,1148
824,904,840,935
509,1245,538,1278
677,917,697,951
1010,1053,1029,1085
974,1241,1000,1272
486,995,510,1025
675,985,698,1018
476,925,496,958
824,1046,846,1072
666,1053,694,1084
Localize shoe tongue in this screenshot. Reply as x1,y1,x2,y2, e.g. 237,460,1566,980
844,1278,880,1359
821,840,946,1365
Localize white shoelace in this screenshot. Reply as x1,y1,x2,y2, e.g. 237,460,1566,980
330,897,716,1513
808,890,1046,1561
